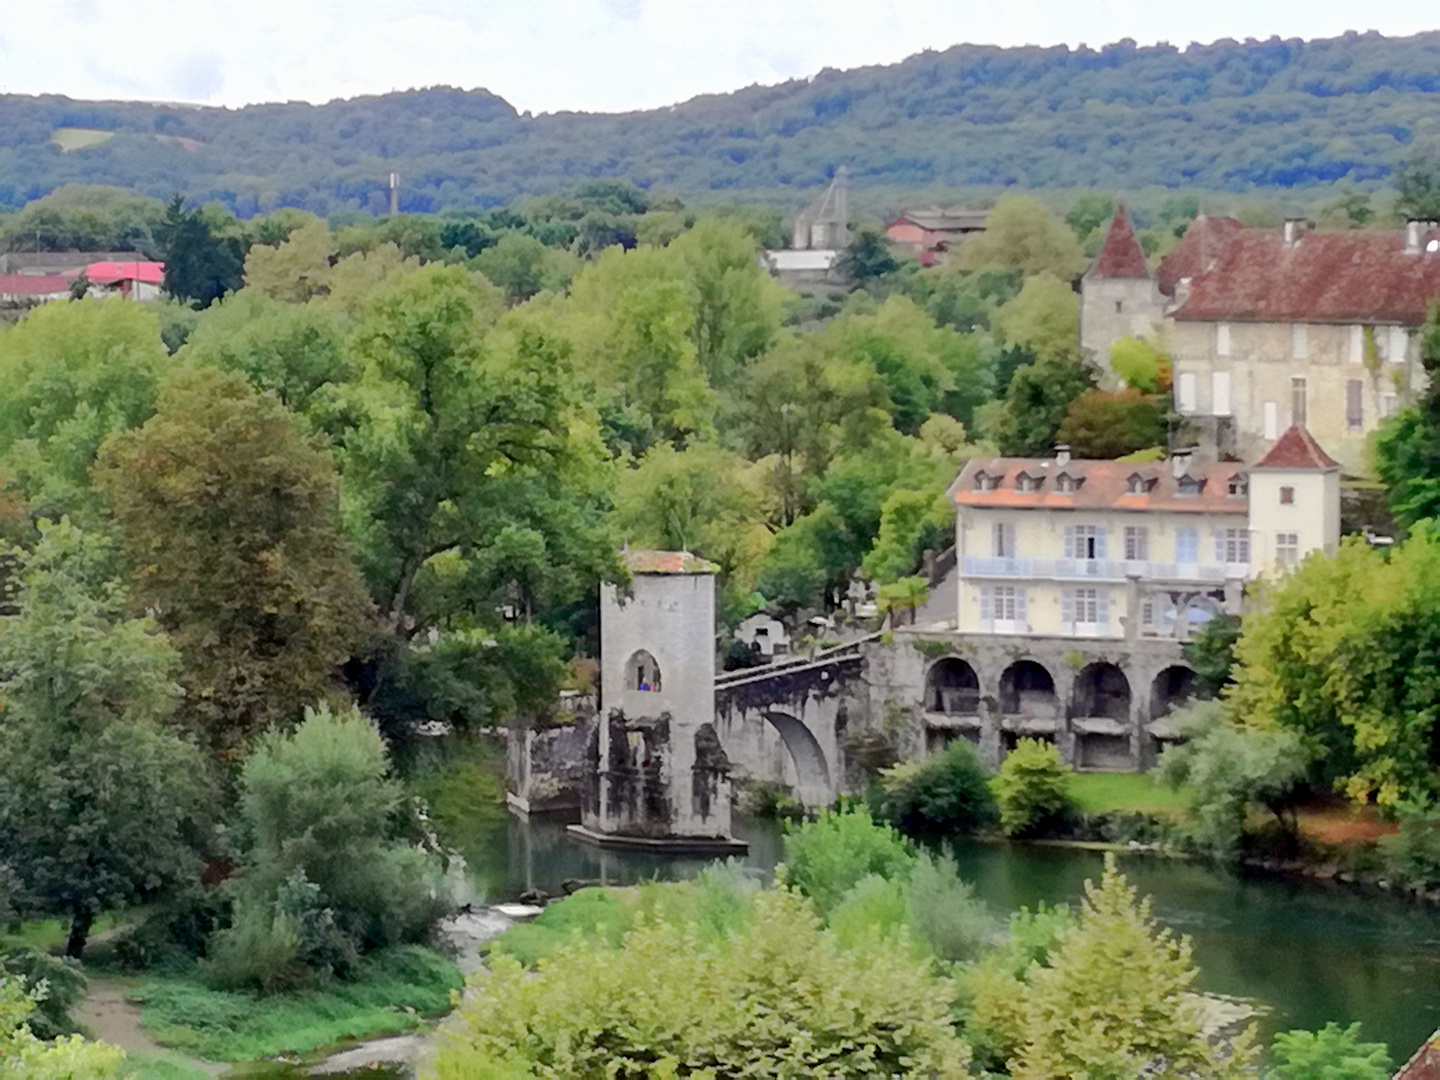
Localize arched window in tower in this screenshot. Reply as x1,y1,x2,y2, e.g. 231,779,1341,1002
626,650,662,692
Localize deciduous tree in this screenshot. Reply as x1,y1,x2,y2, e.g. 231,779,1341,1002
97,366,374,754
0,522,204,959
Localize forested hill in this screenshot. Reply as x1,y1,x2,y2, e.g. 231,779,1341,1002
4,29,1440,214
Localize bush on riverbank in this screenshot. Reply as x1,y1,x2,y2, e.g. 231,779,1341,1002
778,806,915,915
438,889,973,1079
205,706,453,993
876,739,997,837
991,738,1077,837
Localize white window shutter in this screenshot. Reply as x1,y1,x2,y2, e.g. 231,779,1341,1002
1063,526,1075,559
1095,529,1108,559
1212,371,1232,417
1349,325,1364,364
1061,589,1075,632
1263,401,1279,440
1098,592,1110,634
979,587,992,630
1015,589,1028,629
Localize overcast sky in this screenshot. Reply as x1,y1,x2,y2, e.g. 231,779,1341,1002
0,1,1435,115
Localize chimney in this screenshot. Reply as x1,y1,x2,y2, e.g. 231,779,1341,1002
388,172,400,216
1282,218,1307,248
1404,219,1439,255
1170,447,1194,479
1055,444,1071,467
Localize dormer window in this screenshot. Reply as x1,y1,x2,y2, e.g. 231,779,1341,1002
1126,473,1156,496
1055,472,1083,494
1227,473,1248,498
974,470,1001,493
1176,475,1206,498
1015,471,1043,494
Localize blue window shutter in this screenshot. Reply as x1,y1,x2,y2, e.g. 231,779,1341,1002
979,587,992,629
1098,592,1110,634
1063,526,1074,559
1015,588,1028,628
1177,527,1197,563
1061,588,1075,632
1095,529,1108,559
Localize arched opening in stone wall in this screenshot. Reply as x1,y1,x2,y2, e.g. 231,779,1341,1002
1150,665,1198,720
1071,662,1133,770
999,660,1059,756
1072,663,1131,721
999,660,1058,718
625,649,662,692
763,710,831,806
924,658,980,715
1177,594,1224,641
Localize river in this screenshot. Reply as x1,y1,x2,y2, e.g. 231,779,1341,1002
460,811,1440,1058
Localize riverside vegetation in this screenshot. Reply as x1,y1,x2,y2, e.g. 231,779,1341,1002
2,168,1440,1074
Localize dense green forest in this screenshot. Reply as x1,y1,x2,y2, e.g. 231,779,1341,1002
2,30,1439,214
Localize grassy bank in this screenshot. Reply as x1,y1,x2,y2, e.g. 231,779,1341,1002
1069,772,1190,818
123,946,460,1063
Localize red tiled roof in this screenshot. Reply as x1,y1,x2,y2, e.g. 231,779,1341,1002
1173,227,1440,324
86,260,163,285
1394,1032,1440,1080
1157,216,1244,297
952,458,1248,514
0,273,72,295
621,549,719,575
1252,426,1339,470
1087,205,1150,279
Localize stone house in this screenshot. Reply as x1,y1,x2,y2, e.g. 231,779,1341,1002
867,428,1340,771
1081,206,1440,472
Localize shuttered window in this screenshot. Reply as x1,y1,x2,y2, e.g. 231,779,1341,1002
1346,380,1364,432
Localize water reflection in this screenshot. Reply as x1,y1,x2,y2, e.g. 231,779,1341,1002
462,812,1440,1058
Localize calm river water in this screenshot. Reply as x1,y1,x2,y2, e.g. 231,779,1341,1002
462,812,1440,1058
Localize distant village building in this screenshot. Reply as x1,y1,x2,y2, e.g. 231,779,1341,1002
0,255,164,305
884,206,988,266
763,169,849,287
1081,207,1440,472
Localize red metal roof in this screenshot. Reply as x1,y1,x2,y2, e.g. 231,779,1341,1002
85,260,164,285
1173,227,1440,324
620,549,719,575
1088,205,1150,279
1157,216,1244,297
0,273,72,295
1252,426,1340,470
952,458,1248,515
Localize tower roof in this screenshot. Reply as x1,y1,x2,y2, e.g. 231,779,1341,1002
1087,205,1150,279
1252,426,1339,470
620,549,719,575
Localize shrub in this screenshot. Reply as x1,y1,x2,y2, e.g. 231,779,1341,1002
1379,799,1440,890
826,874,914,953
1,975,125,1078
0,947,86,1039
990,739,1076,837
1267,1023,1390,1080
487,888,633,967
433,889,972,1078
205,705,452,992
908,853,995,963
779,806,915,915
878,739,997,836
962,904,1074,1071
1158,701,1310,861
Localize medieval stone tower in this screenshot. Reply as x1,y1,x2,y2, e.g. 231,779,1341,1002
1079,205,1167,378
576,550,738,848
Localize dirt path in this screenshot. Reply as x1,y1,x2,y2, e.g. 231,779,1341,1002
74,978,228,1076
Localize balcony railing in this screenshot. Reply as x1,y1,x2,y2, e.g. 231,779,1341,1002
963,556,1249,582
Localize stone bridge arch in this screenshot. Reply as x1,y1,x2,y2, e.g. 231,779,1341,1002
761,710,832,808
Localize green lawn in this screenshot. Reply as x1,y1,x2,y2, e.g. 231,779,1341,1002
1,912,130,953
50,126,115,152
1070,772,1191,817
130,945,460,1062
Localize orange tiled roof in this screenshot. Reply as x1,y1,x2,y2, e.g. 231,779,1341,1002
620,549,719,574
952,457,1249,515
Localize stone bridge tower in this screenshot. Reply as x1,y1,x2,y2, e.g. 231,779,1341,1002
572,549,743,852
